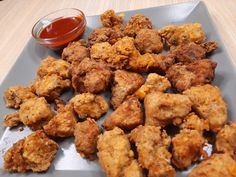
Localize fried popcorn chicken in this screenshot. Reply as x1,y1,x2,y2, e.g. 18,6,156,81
124,160,145,177
188,153,236,177
103,96,144,130
125,14,152,37
4,130,58,172
172,129,206,169
166,59,217,92
111,70,145,109
215,123,236,159
74,118,100,160
134,29,163,54
159,23,206,47
37,56,71,79
71,58,112,93
62,39,90,63
134,73,171,100
4,86,36,109
129,125,175,177
70,93,108,119
100,9,123,27
3,112,21,128
183,84,227,132
90,42,112,60
144,92,192,127
19,97,54,130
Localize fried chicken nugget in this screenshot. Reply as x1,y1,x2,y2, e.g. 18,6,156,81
70,93,109,119
144,92,192,127
129,125,175,177
183,84,227,132
4,130,58,173
188,153,236,177
103,96,144,130
111,70,145,109
166,59,217,92
100,9,123,27
4,86,36,109
3,112,21,128
74,118,100,160
124,160,145,177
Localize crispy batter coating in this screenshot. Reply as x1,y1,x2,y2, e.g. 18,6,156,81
111,70,145,109
134,73,171,100
19,97,54,130
74,118,100,160
124,160,145,177
4,86,36,109
4,112,21,128
200,41,218,53
4,130,58,172
103,96,144,130
100,9,123,27
159,23,206,47
172,129,206,169
90,42,112,60
144,92,192,127
166,59,217,92
129,125,175,177
135,29,163,54
183,84,227,132
125,14,152,37
71,58,112,93
70,93,109,119
62,39,90,63
188,153,236,177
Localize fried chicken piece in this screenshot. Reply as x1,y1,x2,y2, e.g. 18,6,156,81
129,125,175,177
144,92,192,127
43,104,77,137
62,39,90,63
166,59,217,92
200,41,218,53
74,118,100,160
19,97,54,130
90,42,112,60
4,112,21,128
111,70,145,109
71,58,112,93
172,129,206,169
215,123,236,159
4,86,36,109
134,73,171,100
100,9,123,27
135,29,163,54
188,153,236,177
4,130,58,172
70,93,109,119
103,96,144,130
159,23,206,47
125,14,152,37
183,84,227,132
124,160,145,177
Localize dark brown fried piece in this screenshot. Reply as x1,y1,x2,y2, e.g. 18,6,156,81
200,41,218,53
100,9,123,27
4,112,21,128
166,59,217,92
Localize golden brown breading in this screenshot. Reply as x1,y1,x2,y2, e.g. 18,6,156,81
166,59,217,92
200,41,218,53
100,9,123,27
183,84,227,132
37,56,71,79
134,73,171,100
4,112,21,128
188,153,236,177
90,42,112,60
129,125,175,177
103,96,144,130
125,14,152,37
123,160,145,177
144,92,192,127
4,130,58,173
4,86,36,109
215,123,236,159
62,39,90,63
134,29,163,54
70,93,109,119
71,58,112,93
159,23,206,47
172,129,206,169
74,118,100,160
111,70,145,109
19,97,54,130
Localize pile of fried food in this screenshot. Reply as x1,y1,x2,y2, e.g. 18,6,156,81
2,9,236,177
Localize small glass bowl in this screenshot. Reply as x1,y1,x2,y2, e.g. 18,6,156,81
32,8,86,50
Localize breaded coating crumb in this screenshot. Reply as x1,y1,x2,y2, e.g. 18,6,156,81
200,41,218,53
183,84,227,132
4,112,21,128
124,160,145,177
100,9,123,27
70,93,108,119
74,118,100,160
103,96,144,130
